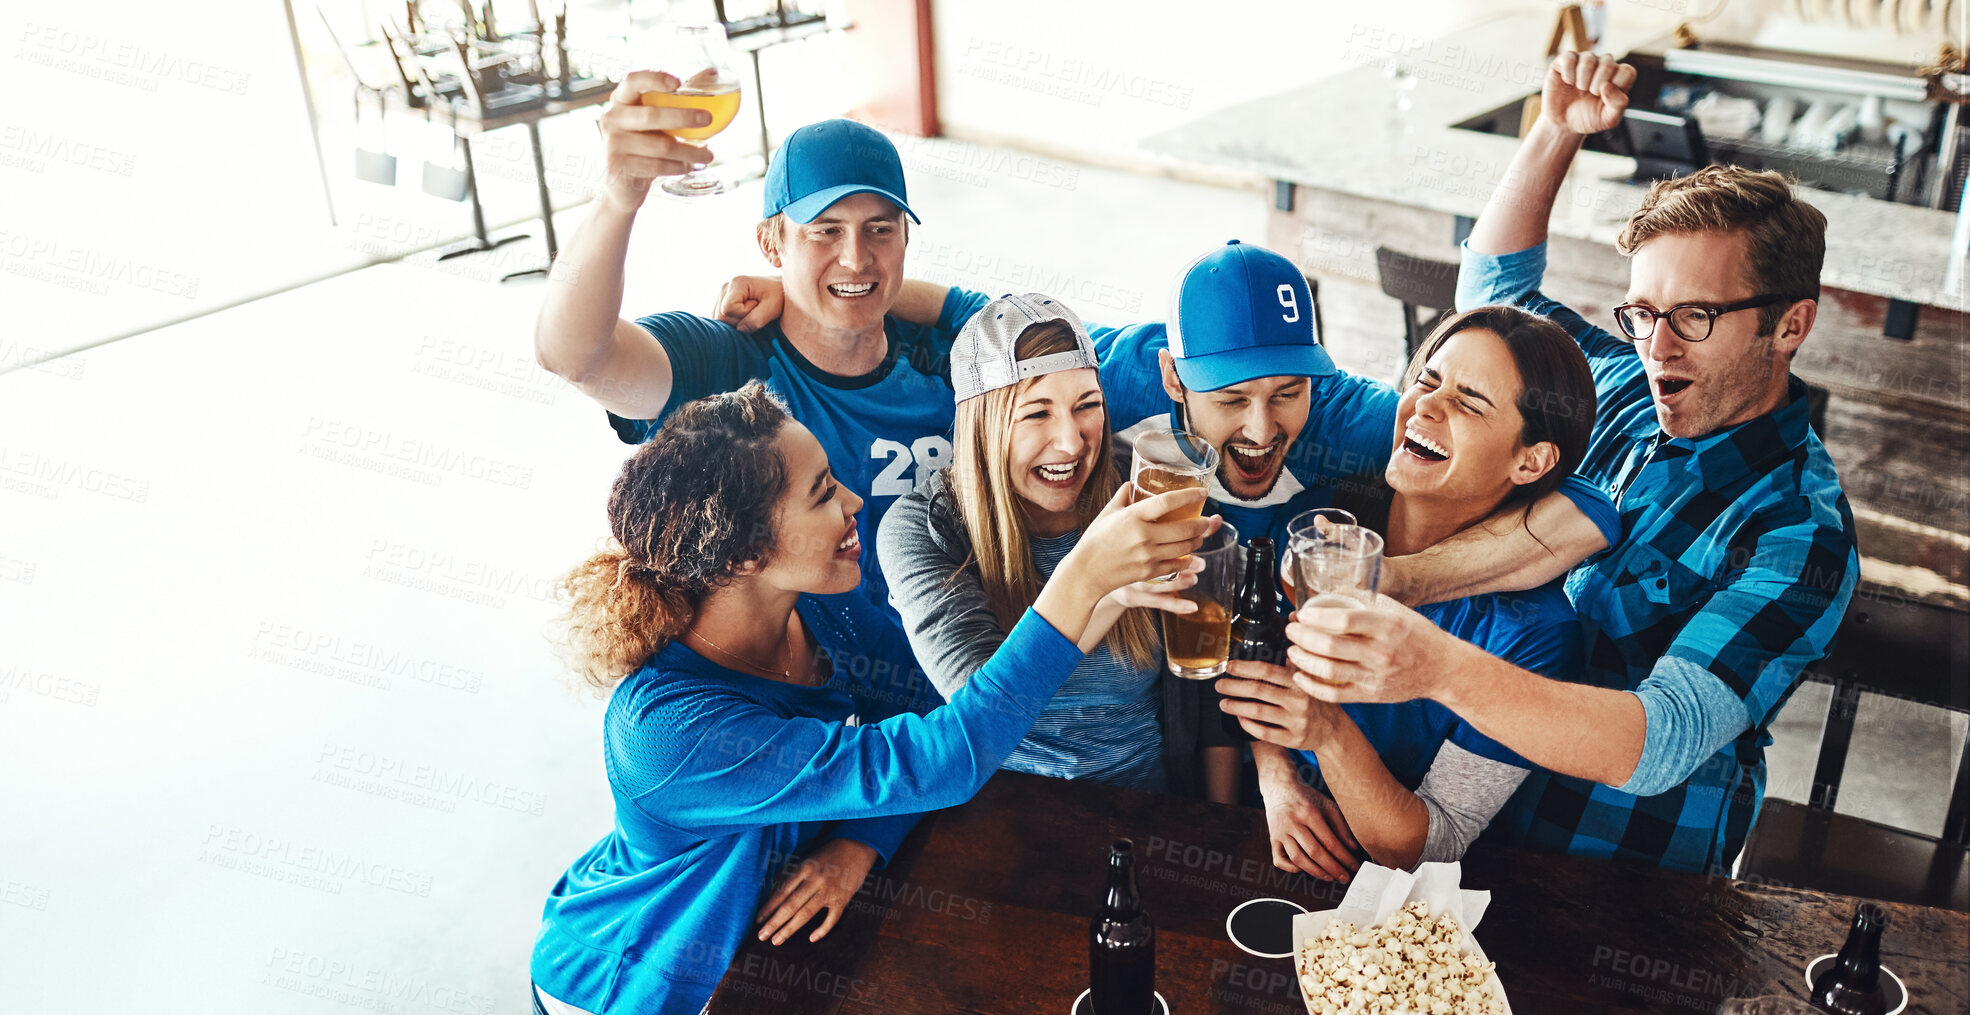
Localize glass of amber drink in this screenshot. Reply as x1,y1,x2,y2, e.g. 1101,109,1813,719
640,22,742,198
1280,508,1356,605
1131,427,1218,581
1290,525,1383,684
1162,522,1241,679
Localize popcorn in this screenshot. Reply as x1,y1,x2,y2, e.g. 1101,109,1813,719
1296,901,1504,1015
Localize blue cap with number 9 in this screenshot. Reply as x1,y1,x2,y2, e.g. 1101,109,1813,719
1168,240,1335,391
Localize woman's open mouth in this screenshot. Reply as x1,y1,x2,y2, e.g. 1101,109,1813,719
1033,461,1082,490
1401,427,1450,463
835,529,861,561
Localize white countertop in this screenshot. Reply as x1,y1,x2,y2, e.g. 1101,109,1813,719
1143,12,1967,312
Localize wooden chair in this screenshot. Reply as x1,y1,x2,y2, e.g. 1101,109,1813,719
1374,247,1460,372
1737,593,1970,910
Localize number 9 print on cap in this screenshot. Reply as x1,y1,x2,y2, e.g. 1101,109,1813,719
1167,240,1337,392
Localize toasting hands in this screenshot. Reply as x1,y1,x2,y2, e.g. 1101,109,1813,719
1284,595,1462,705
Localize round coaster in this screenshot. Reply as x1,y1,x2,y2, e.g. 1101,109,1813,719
1225,897,1309,959
1802,955,1908,1015
1070,988,1170,1015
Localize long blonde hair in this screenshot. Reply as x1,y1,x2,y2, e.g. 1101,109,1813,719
948,322,1159,669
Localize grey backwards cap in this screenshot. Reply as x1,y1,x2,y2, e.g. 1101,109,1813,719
950,293,1100,404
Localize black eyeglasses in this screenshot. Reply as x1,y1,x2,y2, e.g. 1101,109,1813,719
1611,294,1801,343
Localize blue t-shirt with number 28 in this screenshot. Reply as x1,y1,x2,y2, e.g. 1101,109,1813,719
608,288,993,619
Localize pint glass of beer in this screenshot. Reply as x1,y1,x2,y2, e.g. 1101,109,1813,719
1130,427,1218,517
1291,524,1383,613
1131,427,1218,582
1280,507,1356,605
1162,522,1241,679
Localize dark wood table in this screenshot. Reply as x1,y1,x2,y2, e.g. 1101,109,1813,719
708,771,1970,1014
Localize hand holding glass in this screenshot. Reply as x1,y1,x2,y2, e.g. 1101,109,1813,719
639,23,741,198
1281,508,1356,606
1290,525,1384,686
1162,522,1241,679
1131,428,1218,581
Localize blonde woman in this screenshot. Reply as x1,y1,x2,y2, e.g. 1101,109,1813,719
878,294,1214,791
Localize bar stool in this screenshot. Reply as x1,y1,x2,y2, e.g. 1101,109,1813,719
1736,594,1970,910
1374,247,1460,370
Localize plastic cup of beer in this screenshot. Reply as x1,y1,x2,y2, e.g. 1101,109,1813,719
1162,522,1241,680
1280,508,1356,605
1291,526,1384,685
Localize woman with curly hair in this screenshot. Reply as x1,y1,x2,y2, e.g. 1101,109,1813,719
529,381,1212,1015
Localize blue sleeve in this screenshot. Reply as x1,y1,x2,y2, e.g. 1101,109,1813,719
1557,474,1621,548
938,286,993,333
1294,370,1402,483
1092,323,1177,432
1455,241,1634,364
831,812,920,868
605,312,769,443
633,609,1083,838
1447,592,1584,769
805,593,943,867
1618,515,1858,796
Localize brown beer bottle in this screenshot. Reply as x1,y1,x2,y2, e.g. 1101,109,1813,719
1089,839,1155,1014
1224,538,1289,741
1809,903,1889,1015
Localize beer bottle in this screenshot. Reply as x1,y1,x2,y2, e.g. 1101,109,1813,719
1809,903,1889,1015
1224,538,1289,741
1089,839,1155,1015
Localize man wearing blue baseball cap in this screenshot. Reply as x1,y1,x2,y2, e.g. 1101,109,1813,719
535,72,996,619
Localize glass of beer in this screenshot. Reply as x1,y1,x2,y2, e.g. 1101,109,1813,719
1281,508,1356,605
1162,522,1241,680
640,22,742,198
1131,427,1218,581
1291,524,1384,643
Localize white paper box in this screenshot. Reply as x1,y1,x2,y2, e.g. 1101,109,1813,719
1291,862,1512,1014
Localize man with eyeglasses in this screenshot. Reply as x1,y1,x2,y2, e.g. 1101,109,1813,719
1274,52,1858,875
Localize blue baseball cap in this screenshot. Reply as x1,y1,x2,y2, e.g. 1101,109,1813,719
1168,240,1334,391
762,119,920,225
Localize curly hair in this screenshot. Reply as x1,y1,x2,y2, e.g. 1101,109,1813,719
1616,165,1825,335
553,382,792,691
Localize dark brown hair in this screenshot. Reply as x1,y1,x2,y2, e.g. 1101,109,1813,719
1403,305,1596,515
554,381,793,691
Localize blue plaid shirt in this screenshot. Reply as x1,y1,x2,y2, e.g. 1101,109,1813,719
1458,242,1858,874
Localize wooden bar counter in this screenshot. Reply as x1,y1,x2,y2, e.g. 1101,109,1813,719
708,771,1970,1014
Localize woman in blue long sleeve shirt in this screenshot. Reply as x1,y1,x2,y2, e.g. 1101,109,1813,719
529,382,1214,1015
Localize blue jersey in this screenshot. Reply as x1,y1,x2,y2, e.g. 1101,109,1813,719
1092,320,1621,554
609,288,993,617
531,593,1082,1014
1295,583,1582,788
